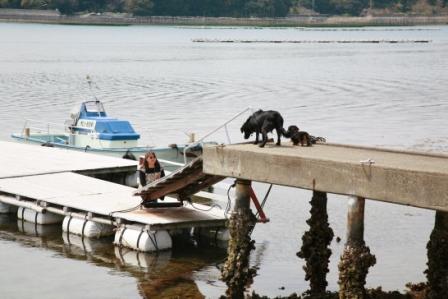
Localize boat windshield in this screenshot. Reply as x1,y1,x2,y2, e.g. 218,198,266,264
84,101,105,113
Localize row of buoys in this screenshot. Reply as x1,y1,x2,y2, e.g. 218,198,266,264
62,216,114,238
193,38,431,43
9,218,173,269
114,226,172,252
18,206,64,224
0,201,229,252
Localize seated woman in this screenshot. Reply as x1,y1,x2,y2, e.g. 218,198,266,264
139,151,165,201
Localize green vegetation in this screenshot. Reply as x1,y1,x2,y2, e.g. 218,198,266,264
0,0,447,16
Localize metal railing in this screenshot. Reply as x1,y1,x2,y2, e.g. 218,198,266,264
183,107,252,163
20,119,96,137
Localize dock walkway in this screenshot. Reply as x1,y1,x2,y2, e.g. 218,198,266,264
0,140,136,178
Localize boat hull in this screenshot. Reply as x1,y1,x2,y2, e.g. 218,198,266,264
11,134,200,164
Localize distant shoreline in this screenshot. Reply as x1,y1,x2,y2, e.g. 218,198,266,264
1,8,448,27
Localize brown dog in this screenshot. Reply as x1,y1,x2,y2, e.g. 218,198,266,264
284,125,311,146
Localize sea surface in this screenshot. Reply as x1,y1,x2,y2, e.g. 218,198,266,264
0,23,447,298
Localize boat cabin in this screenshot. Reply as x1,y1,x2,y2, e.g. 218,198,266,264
72,100,140,141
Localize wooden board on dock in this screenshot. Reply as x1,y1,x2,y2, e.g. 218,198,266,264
136,157,225,201
0,172,227,229
0,141,136,178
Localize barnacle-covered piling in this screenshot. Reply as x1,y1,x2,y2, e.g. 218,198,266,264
297,191,334,296
338,196,376,299
221,180,257,299
425,211,448,299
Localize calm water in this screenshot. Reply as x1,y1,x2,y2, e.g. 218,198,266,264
0,23,447,298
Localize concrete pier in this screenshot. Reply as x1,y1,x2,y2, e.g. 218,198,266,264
203,142,448,297
203,142,448,211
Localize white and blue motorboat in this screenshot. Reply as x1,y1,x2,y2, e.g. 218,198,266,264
11,100,201,162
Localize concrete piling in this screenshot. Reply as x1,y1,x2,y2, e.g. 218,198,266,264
425,211,448,299
338,196,376,299
221,179,257,299
297,191,334,296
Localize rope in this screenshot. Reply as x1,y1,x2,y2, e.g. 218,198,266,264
146,230,159,252
118,226,127,246
81,217,88,239
136,229,144,251
81,236,87,253
66,215,73,240
34,210,38,225
108,201,143,218
187,201,222,212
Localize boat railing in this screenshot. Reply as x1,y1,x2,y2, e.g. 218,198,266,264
182,107,253,163
21,119,96,139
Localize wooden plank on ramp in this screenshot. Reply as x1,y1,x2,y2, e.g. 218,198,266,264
135,157,225,201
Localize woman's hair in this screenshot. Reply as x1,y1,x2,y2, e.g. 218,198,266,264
143,151,161,170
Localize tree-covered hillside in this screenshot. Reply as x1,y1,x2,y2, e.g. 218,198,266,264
0,0,447,16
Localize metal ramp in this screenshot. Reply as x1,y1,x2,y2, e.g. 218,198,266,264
134,157,226,202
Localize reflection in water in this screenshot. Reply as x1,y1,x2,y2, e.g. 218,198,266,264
18,219,61,237
115,247,172,270
0,215,227,299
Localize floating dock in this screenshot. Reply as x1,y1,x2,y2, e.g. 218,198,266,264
0,141,228,252
0,140,136,178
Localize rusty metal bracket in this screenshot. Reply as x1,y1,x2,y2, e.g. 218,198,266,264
249,186,269,223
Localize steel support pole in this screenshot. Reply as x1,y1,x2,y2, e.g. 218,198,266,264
346,196,365,246
338,196,376,299
234,179,251,211
221,179,256,299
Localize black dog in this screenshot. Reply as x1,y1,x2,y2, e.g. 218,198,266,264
285,125,326,146
240,110,286,147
